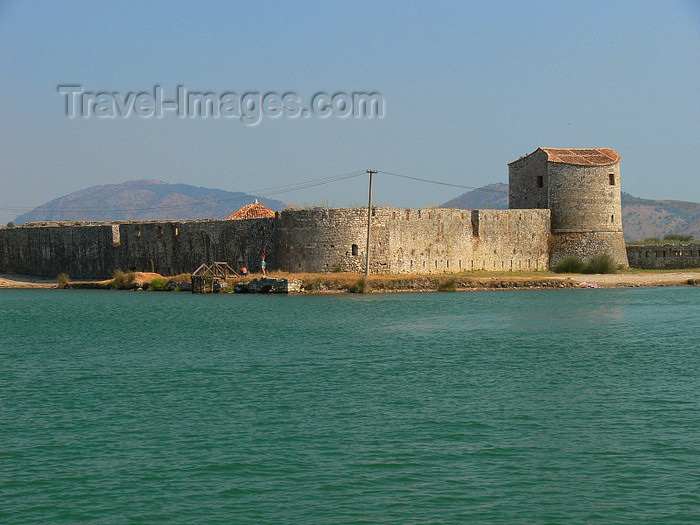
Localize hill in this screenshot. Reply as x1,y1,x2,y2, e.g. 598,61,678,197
13,180,287,224
440,183,509,210
440,185,699,241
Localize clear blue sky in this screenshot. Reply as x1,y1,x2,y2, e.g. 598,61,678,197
1,0,698,223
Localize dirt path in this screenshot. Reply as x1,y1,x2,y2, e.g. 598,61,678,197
556,271,700,288
0,274,58,289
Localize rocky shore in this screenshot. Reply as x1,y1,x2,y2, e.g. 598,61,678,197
2,270,699,292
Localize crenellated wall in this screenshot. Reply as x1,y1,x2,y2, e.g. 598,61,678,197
274,207,551,274
0,219,274,279
0,207,552,278
626,244,700,269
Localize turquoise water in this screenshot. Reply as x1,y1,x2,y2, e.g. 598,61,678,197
1,287,699,523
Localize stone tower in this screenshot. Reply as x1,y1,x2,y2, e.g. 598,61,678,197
509,147,628,268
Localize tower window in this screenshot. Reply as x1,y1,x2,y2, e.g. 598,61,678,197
611,214,614,223
609,173,615,185
536,175,543,188
351,244,359,256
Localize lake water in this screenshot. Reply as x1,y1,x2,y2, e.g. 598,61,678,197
1,287,699,523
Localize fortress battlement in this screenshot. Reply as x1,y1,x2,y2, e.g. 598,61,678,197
0,148,629,279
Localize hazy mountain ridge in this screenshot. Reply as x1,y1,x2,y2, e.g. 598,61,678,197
13,180,699,242
14,180,287,224
440,186,699,241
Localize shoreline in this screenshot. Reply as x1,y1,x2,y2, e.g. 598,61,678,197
2,270,699,293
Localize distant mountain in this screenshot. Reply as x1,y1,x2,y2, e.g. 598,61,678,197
14,180,287,224
440,183,509,210
440,185,699,241
620,192,700,241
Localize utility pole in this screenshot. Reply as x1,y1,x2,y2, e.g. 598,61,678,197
365,169,377,276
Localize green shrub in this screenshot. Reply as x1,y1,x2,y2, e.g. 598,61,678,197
149,277,169,291
331,264,342,273
6,221,14,228
348,277,367,293
663,234,693,243
110,269,136,290
640,237,661,245
437,278,457,292
554,256,586,273
56,273,70,289
584,254,617,274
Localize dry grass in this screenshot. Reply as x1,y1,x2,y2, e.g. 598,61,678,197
265,270,573,292
167,273,192,284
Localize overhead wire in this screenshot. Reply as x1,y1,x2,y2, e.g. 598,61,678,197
1,169,505,218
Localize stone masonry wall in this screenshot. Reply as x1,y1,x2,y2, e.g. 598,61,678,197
547,162,628,267
0,219,274,279
547,162,623,234
626,244,700,269
0,223,117,279
273,208,390,273
0,207,552,278
386,208,550,273
509,149,549,210
275,207,550,274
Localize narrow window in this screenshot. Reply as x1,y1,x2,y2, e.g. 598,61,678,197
418,210,422,218
135,226,141,238
174,227,179,236
351,244,359,256
609,173,615,185
536,175,543,188
406,212,410,220
611,214,614,223
371,208,376,216
392,212,396,219
157,225,164,236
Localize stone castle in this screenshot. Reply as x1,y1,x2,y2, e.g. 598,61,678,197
0,147,630,279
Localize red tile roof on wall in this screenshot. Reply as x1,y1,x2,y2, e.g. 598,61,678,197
539,147,620,166
225,200,275,220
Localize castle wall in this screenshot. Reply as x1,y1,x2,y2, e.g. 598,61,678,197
0,207,552,278
626,244,700,269
0,219,274,279
386,208,550,273
273,208,390,273
547,162,628,267
275,207,551,274
0,223,118,279
547,163,623,234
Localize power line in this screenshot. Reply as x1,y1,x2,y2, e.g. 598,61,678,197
379,170,508,195
1,168,506,218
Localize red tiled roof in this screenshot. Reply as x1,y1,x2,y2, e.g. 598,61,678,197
226,200,275,220
539,147,620,166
